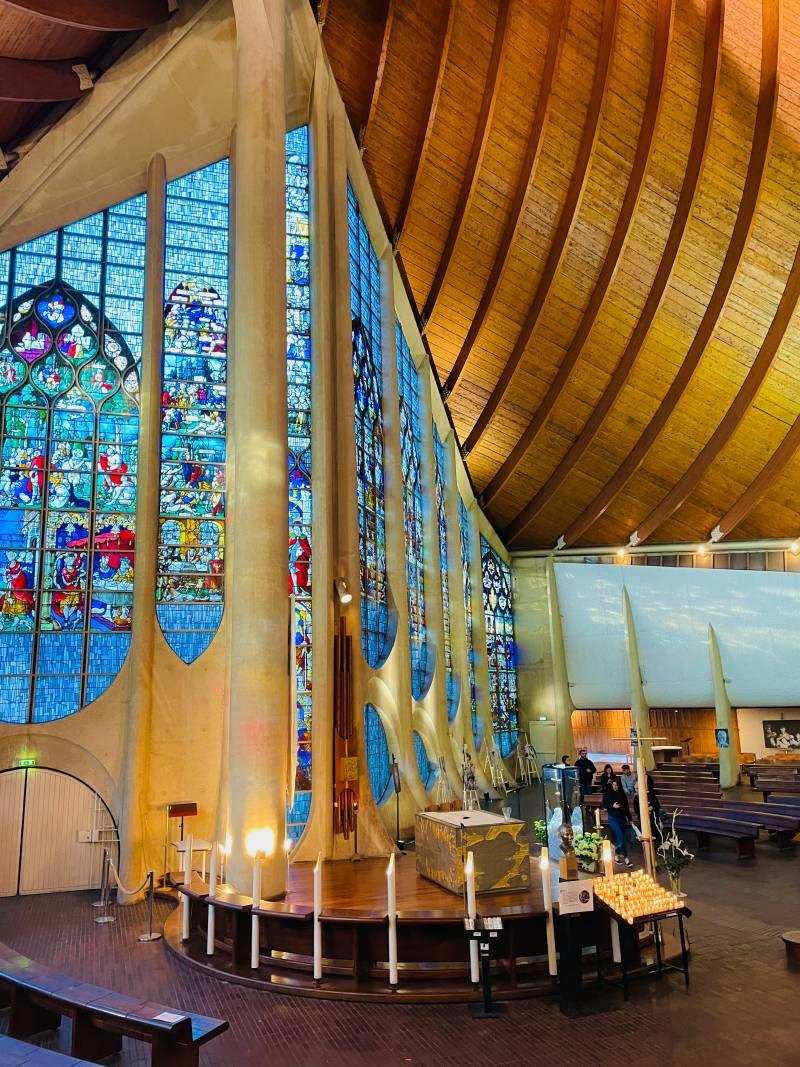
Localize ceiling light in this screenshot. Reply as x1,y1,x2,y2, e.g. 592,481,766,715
335,577,352,604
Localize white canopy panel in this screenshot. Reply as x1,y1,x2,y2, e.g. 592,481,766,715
553,563,800,709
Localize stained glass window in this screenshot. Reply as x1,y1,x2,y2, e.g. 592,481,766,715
481,536,519,757
396,323,428,700
364,702,392,806
157,160,229,664
459,497,481,749
434,427,458,721
286,126,313,843
348,182,390,668
0,196,146,723
413,730,438,792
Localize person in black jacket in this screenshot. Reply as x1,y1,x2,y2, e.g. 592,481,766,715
575,748,596,804
598,763,616,791
603,778,633,866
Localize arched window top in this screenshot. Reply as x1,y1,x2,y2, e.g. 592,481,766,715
480,536,519,757
0,273,141,724
348,183,390,669
364,702,392,806
396,323,429,700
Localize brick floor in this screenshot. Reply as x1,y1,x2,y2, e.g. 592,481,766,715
1,840,798,1066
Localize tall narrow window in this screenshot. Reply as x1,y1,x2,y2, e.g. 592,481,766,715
481,536,519,757
286,126,312,841
434,427,458,720
396,323,428,699
157,160,229,664
459,497,481,749
413,730,438,791
348,183,389,668
364,703,392,805
0,196,146,723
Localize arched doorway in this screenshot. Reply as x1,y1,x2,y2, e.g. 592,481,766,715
0,766,117,897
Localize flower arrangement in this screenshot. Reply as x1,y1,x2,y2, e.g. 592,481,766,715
572,830,605,872
656,811,694,895
533,819,547,846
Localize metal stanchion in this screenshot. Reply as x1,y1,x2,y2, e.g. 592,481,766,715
94,854,116,925
91,847,109,908
137,871,162,943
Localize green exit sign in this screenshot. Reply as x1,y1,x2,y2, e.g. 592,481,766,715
17,758,36,768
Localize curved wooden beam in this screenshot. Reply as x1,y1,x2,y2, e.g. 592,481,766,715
422,0,511,327
394,0,456,243
0,0,171,31
555,0,725,549
362,0,395,143
441,0,568,395
520,0,774,550
710,413,800,541
459,0,618,452
0,56,89,101
482,0,674,509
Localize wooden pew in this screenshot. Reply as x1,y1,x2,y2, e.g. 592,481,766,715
0,1034,97,1065
670,814,759,860
0,943,228,1067
660,800,799,850
744,763,800,787
758,779,800,802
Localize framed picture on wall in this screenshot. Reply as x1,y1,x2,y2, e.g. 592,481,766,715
762,721,800,751
715,728,730,749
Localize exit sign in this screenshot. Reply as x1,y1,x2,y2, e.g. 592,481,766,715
17,758,36,768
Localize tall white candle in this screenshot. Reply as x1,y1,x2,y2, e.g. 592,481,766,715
595,806,601,829
181,833,193,942
313,852,322,980
539,849,557,976
610,918,622,963
250,852,262,969
206,840,217,957
387,853,398,986
636,756,653,875
465,851,479,983
602,838,614,880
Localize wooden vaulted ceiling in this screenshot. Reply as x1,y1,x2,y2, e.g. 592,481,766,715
321,0,800,550
0,0,173,175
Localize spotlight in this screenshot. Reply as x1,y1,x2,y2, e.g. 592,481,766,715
616,548,626,561
791,542,799,555
697,544,707,556
335,577,352,604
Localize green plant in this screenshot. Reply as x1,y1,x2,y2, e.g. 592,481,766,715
573,830,605,869
533,819,547,846
656,811,694,878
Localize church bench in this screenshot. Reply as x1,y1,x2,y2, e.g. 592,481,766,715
758,779,800,802
744,764,800,787
669,815,759,860
0,943,228,1067
0,1033,97,1066
178,882,253,966
660,801,799,849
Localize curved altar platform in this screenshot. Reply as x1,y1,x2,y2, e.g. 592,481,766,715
164,854,652,1002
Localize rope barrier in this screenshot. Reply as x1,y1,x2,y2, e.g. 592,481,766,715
107,858,151,898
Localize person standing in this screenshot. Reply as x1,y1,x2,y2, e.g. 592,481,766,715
575,748,596,805
603,778,633,866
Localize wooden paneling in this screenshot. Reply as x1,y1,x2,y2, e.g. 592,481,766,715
572,708,740,759
324,0,800,548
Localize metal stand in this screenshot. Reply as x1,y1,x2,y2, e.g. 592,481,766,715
91,848,109,908
137,871,162,943
596,908,691,1000
94,853,116,925
466,917,505,1018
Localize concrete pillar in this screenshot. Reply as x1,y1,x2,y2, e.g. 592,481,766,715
226,0,289,898
622,587,654,770
708,624,741,789
545,559,576,761
117,153,165,900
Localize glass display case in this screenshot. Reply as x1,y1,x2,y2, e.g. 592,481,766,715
542,763,584,872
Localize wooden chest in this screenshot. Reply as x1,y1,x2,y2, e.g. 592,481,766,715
415,810,530,895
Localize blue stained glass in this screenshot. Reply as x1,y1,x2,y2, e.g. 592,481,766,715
459,497,481,750
396,324,428,700
413,730,438,792
434,427,458,721
348,183,390,669
158,159,229,663
480,537,519,758
364,703,392,806
287,125,313,840
0,197,145,724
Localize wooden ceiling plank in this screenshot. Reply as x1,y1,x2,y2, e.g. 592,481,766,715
441,0,568,397
710,414,800,541
0,0,171,32
0,55,88,101
362,0,395,144
536,0,771,550
625,0,780,546
421,0,511,327
394,0,456,244
459,0,618,453
481,0,674,510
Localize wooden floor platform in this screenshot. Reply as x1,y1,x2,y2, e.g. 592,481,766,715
165,855,630,1002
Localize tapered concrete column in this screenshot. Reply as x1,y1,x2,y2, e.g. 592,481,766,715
708,625,741,788
622,587,654,770
227,0,289,898
117,154,165,901
545,559,576,760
